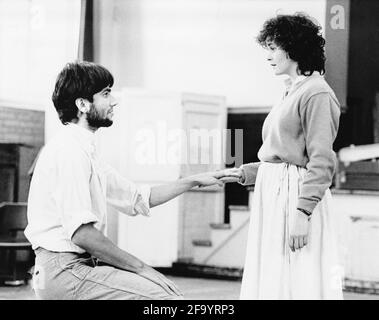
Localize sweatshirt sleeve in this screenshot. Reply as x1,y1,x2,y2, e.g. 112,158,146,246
238,162,262,186
297,92,340,214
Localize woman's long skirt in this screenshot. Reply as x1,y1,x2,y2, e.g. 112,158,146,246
240,162,343,300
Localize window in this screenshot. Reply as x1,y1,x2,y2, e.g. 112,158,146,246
0,0,81,110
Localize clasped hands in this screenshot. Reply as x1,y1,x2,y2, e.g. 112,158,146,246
191,168,244,188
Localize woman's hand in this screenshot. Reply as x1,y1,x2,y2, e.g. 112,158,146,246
289,210,310,252
219,167,244,183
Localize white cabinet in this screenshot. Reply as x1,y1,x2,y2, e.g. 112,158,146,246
96,88,227,266
332,190,379,283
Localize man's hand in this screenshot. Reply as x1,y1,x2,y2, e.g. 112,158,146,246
149,169,241,207
193,169,241,188
138,264,183,297
289,210,310,252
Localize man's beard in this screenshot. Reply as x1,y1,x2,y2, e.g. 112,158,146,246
86,104,113,128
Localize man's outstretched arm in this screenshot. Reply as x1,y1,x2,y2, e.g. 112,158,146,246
149,169,240,208
71,223,182,296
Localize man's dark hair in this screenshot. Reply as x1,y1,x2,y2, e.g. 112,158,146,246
52,61,114,124
257,13,326,76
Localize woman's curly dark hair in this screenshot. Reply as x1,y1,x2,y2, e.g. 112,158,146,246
257,13,326,76
52,61,114,124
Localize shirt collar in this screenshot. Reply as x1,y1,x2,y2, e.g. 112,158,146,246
284,74,307,91
284,72,321,95
66,123,96,155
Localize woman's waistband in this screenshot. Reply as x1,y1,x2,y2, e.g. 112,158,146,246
260,160,305,168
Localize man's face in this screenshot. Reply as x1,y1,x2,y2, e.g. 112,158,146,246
86,86,118,128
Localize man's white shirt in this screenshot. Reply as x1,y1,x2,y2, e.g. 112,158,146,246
25,123,151,253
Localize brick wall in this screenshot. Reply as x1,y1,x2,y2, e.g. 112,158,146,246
0,106,44,146
0,106,44,202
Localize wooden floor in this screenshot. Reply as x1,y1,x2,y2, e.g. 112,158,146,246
0,276,379,300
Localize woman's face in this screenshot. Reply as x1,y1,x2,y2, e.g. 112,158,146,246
265,40,298,77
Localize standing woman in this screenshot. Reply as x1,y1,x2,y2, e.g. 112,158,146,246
237,13,343,299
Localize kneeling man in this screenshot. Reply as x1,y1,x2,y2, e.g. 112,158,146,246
25,61,239,300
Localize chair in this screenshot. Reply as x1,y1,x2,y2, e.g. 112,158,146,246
0,202,34,286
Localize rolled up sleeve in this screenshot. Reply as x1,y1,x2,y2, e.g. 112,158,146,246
104,165,151,217
54,149,99,240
